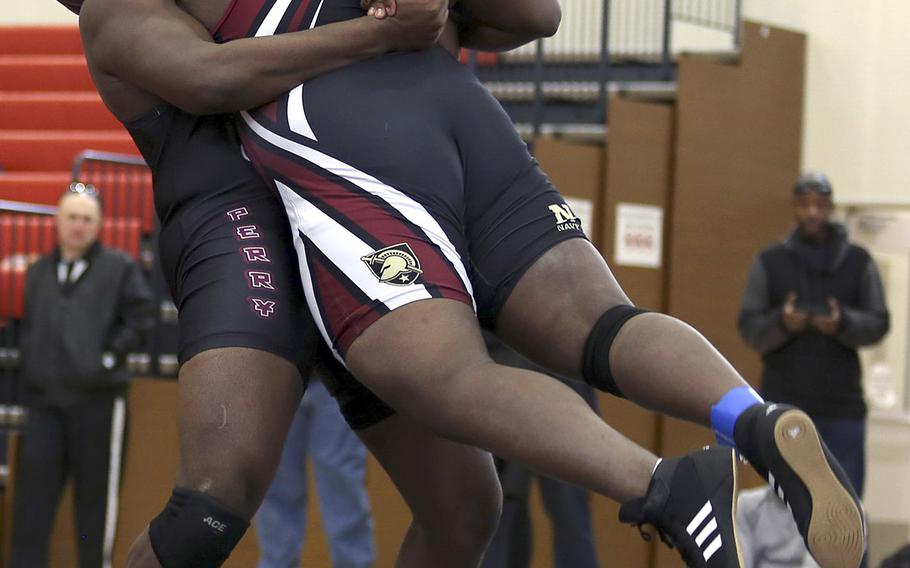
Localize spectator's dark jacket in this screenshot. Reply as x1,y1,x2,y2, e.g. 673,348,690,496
738,223,889,419
19,242,154,404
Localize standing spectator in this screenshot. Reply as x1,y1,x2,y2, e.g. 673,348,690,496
739,172,889,496
738,172,889,567
255,363,375,568
736,486,820,568
11,183,155,568
480,331,600,568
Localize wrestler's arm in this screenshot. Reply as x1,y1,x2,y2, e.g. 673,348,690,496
454,0,561,51
80,0,444,115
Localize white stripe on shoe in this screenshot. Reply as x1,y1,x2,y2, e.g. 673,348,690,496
703,534,723,562
686,499,727,563
768,472,788,503
687,501,713,535
695,517,718,547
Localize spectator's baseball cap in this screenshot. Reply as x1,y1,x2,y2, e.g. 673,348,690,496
793,172,833,197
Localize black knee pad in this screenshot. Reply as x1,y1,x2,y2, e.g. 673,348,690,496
582,305,649,397
149,487,250,568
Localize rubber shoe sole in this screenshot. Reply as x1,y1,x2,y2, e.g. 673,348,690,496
774,409,865,568
728,449,745,568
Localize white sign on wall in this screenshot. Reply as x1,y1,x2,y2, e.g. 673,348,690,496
614,203,664,268
564,197,594,238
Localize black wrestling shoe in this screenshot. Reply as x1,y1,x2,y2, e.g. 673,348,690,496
620,447,742,567
738,403,866,568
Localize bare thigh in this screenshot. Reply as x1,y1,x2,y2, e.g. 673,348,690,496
345,298,654,500
496,238,630,380
175,347,304,517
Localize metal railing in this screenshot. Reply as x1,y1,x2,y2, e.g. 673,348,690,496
470,0,742,131
673,0,742,40
73,150,156,235
505,0,740,62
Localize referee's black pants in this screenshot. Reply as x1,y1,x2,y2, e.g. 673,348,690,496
10,391,129,568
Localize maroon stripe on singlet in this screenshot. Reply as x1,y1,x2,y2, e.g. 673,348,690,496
257,102,280,126
281,0,312,34
241,129,472,306
302,235,386,356
211,0,273,42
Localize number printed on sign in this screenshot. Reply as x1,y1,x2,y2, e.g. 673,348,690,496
614,203,663,269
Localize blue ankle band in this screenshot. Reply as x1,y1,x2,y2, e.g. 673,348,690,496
711,386,763,447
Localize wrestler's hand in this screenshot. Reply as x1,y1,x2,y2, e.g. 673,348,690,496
362,0,397,19
372,0,449,51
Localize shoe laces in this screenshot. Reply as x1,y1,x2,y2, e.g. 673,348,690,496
633,520,704,566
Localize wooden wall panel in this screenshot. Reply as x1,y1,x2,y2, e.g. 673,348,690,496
656,21,806,568
601,96,675,311
669,19,804,395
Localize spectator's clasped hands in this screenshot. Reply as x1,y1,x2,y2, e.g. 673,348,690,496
811,297,841,336
782,292,809,334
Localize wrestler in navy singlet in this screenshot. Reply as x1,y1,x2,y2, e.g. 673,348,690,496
214,0,588,360
125,106,394,428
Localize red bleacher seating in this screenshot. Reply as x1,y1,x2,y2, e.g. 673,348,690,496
0,172,72,205
1,25,149,231
0,26,84,56
458,49,499,66
0,130,138,171
101,218,142,259
76,167,155,234
0,267,26,321
0,213,142,259
0,26,152,323
0,55,95,91
0,171,154,233
0,92,121,131
0,214,55,258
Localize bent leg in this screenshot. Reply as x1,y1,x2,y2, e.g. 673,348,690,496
347,299,658,503
496,238,749,425
126,347,304,568
497,238,866,567
357,413,501,568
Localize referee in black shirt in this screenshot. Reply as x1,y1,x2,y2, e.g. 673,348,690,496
11,183,154,568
